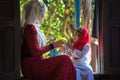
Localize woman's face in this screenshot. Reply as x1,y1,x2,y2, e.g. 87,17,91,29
40,14,46,24
37,11,46,24
73,30,79,42
40,16,45,24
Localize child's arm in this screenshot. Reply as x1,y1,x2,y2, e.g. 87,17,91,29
74,44,90,59
81,44,90,57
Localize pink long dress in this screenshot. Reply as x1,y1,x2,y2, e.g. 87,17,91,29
21,24,76,80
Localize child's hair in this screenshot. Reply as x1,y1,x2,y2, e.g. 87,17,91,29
74,28,82,36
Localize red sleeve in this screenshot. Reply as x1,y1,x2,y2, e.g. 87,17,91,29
23,24,50,57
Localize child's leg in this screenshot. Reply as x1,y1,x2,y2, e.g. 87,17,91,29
87,70,94,80
75,65,94,80
76,69,82,80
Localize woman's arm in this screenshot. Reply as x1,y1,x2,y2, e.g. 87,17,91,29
23,25,50,57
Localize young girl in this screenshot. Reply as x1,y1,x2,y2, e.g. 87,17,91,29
67,27,94,80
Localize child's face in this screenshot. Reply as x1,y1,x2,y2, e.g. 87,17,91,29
73,30,79,42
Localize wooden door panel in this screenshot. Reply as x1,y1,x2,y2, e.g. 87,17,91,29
0,0,20,79
102,0,120,74
0,1,13,21
110,27,120,67
0,26,14,72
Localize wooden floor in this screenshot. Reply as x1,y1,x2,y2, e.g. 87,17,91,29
20,74,120,80
94,74,120,80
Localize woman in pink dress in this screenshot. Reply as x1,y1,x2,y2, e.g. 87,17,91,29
21,0,76,80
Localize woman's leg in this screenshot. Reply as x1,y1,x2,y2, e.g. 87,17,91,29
29,55,76,80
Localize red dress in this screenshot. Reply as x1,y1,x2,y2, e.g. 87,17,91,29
21,24,76,80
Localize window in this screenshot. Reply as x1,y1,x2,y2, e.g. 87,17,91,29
20,0,101,74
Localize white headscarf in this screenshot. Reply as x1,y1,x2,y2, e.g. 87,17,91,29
21,0,47,47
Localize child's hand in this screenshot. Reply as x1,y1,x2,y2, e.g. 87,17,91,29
59,45,65,53
52,40,64,48
66,42,74,50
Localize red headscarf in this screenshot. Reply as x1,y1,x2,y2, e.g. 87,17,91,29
73,27,90,51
